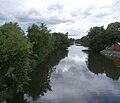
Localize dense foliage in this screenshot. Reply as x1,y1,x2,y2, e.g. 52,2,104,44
78,35,89,47
88,26,107,51
80,22,120,52
0,22,70,98
52,32,70,49
0,22,31,92
27,24,70,66
27,24,54,65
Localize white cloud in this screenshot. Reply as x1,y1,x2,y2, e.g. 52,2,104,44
0,0,119,38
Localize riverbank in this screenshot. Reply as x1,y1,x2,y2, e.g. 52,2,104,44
100,47,120,59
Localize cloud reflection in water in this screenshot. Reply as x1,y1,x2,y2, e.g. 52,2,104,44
31,45,120,103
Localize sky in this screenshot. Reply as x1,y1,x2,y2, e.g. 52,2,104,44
0,0,120,38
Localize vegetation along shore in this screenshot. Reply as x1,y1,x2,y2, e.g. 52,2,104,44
78,22,120,58
0,22,70,94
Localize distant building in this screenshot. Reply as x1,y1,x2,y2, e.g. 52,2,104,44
113,42,120,51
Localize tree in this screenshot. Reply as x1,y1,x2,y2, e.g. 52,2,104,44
0,22,31,92
85,22,120,51
106,22,120,45
52,32,70,49
88,26,105,40
79,35,89,47
89,34,108,51
87,26,106,51
27,23,54,64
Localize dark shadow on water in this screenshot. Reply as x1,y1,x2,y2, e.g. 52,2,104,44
25,48,68,100
86,51,120,80
6,48,68,103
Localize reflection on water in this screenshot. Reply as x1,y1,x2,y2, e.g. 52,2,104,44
34,45,120,103
7,48,68,103
87,52,120,80
1,45,120,103
24,49,68,101
113,59,120,67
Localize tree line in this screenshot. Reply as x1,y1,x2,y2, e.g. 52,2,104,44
0,22,70,93
79,22,120,52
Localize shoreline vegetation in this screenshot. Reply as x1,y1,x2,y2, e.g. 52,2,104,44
0,22,70,97
77,22,120,59
1,21,120,101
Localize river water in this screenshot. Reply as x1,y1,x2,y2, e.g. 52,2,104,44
7,45,120,103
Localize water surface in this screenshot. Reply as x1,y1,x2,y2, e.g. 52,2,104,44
24,45,120,103
4,45,120,103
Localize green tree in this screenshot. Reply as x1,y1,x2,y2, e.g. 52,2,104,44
106,22,120,45
87,26,106,51
79,35,89,47
27,23,54,64
86,22,120,51
89,34,108,51
52,32,70,49
88,26,105,40
0,22,31,92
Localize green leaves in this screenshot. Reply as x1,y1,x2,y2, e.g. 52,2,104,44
27,23,70,65
52,32,70,49
0,22,31,93
85,22,120,52
0,22,70,99
27,23,52,63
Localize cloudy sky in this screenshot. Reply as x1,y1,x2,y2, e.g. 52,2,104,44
0,0,120,38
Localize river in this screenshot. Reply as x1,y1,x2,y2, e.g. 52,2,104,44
3,45,120,103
